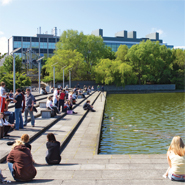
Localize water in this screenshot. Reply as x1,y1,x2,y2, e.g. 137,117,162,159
99,93,185,154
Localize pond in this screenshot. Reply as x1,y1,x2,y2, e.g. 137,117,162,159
99,93,185,154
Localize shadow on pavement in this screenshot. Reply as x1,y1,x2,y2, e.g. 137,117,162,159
34,163,78,167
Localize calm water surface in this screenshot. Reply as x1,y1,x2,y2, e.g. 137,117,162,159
99,93,185,154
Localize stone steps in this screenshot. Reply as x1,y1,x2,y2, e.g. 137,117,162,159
0,92,95,163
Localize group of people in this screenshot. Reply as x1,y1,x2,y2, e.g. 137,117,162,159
47,86,97,115
3,133,61,182
1,134,184,183
0,82,36,138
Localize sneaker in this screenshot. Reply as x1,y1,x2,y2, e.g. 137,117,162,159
23,124,27,126
32,125,35,127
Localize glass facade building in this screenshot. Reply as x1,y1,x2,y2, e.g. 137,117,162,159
8,34,60,62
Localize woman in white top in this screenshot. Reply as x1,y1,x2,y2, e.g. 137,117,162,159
0,112,14,137
46,96,59,115
53,88,58,107
163,136,185,181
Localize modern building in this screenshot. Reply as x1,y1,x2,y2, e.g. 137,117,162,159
92,29,173,52
7,27,173,64
8,27,60,63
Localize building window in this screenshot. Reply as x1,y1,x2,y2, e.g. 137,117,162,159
32,37,39,42
49,49,54,53
32,48,39,53
48,38,56,43
32,42,39,48
48,43,55,49
40,38,47,42
40,42,47,49
23,42,30,48
14,37,21,41
23,37,30,42
14,41,22,48
40,49,47,53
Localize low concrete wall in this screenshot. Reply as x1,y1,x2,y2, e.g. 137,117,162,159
53,81,176,91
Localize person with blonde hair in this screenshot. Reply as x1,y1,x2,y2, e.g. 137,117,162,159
21,134,31,150
7,139,37,182
163,136,185,181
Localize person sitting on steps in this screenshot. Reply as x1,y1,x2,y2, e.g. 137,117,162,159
46,96,59,116
163,136,185,182
0,112,14,137
45,133,61,165
83,100,96,112
7,140,37,182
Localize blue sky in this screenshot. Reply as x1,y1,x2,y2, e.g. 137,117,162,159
0,0,184,54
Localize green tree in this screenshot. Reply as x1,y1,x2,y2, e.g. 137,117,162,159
3,55,22,73
94,59,137,86
56,29,112,79
0,72,31,90
171,49,185,89
43,49,87,82
116,45,128,62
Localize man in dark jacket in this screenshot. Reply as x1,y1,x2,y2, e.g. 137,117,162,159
7,142,37,182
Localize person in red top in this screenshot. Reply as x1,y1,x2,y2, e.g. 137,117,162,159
59,90,66,112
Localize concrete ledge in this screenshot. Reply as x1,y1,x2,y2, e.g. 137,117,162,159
39,102,47,108
95,92,107,154
41,110,51,118
60,92,101,152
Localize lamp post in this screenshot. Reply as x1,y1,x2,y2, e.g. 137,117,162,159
10,47,21,94
52,62,58,88
36,56,44,94
62,66,67,89
69,68,72,88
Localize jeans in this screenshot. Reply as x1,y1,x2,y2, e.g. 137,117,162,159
4,111,15,124
168,171,185,182
24,107,35,126
15,108,23,130
8,162,20,181
59,99,64,112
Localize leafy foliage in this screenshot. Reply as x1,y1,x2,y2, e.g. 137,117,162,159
0,72,31,90
3,55,22,73
43,49,87,82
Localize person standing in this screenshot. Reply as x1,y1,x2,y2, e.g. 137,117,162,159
97,85,100,91
59,90,66,112
101,85,104,92
0,82,6,113
13,89,23,130
53,88,59,107
24,88,35,127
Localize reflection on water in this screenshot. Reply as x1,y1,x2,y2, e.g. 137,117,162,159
99,93,185,154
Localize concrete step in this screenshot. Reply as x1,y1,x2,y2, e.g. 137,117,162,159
0,92,96,163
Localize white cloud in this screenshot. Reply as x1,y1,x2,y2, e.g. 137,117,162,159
0,31,4,35
0,36,8,55
174,46,185,49
151,28,166,37
0,0,13,5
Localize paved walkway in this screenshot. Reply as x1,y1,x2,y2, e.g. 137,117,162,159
0,92,182,185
